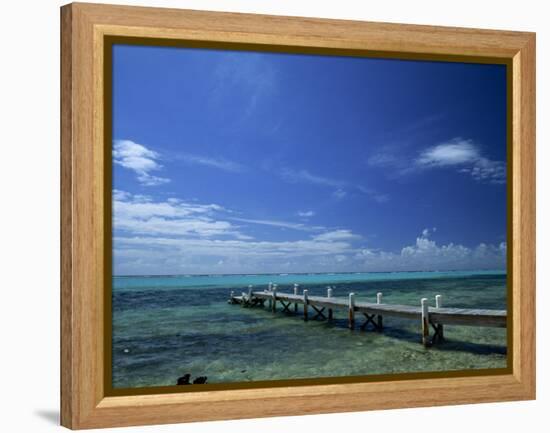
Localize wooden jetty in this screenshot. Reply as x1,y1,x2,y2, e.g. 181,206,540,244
228,285,507,347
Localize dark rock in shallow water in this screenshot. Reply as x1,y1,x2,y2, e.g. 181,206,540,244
192,376,208,384
176,373,208,385
176,373,191,385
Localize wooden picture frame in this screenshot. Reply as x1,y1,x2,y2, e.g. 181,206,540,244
60,2,536,429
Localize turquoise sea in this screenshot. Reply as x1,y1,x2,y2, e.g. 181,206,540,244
112,270,507,389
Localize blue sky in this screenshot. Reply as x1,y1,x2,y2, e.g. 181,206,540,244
112,44,507,275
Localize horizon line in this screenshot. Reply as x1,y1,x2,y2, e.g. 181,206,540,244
112,268,507,278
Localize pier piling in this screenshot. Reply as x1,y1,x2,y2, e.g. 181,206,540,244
348,293,356,330
303,289,309,321
376,292,383,330
421,298,430,347
294,284,299,313
272,284,277,313
327,287,333,321
434,294,444,343
229,287,506,346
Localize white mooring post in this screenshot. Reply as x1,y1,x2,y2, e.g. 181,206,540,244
293,284,299,313
421,298,430,347
272,284,278,313
348,293,356,330
327,287,334,321
376,292,383,330
303,289,309,321
267,282,273,309
435,294,444,342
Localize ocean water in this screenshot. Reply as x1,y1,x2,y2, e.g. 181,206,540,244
112,270,508,389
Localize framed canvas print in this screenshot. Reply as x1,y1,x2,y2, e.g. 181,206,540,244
60,2,536,429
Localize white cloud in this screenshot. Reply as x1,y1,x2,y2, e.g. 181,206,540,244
281,168,343,187
355,229,506,272
113,191,364,274
332,189,347,199
179,153,244,173
114,230,360,275
112,191,505,275
116,216,239,238
367,153,399,168
230,217,324,232
212,53,277,119
114,226,505,275
416,138,506,185
354,248,376,259
416,139,480,167
113,191,246,239
115,234,356,259
368,138,506,185
297,210,315,218
312,229,361,242
357,186,389,203
367,150,417,178
114,191,223,220
281,168,388,203
458,157,506,184
113,140,170,186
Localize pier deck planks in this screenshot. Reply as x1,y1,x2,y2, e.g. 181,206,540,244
232,290,507,328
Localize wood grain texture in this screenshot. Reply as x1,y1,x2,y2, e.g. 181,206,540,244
511,32,536,395
60,2,536,429
60,4,73,429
